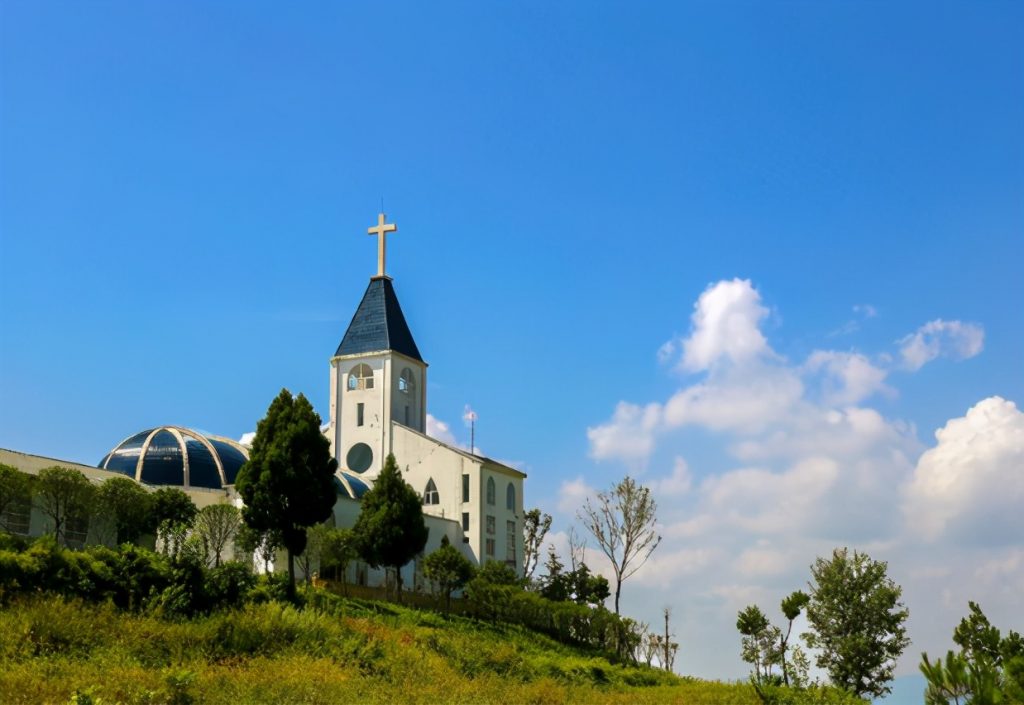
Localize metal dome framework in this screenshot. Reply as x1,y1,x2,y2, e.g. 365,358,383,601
99,426,250,490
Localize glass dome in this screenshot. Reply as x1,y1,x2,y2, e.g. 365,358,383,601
334,471,371,500
98,426,250,490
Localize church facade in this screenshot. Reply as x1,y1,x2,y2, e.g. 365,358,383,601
0,213,526,585
327,213,526,573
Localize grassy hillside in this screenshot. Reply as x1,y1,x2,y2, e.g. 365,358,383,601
0,592,826,705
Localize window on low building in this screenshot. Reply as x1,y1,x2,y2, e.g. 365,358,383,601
486,515,495,535
486,477,495,505
357,402,365,427
506,483,515,512
0,497,31,536
65,513,89,550
462,512,470,532
348,363,374,391
462,474,470,502
506,520,516,567
485,538,495,557
423,478,439,505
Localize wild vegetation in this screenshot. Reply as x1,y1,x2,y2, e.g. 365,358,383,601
0,533,867,705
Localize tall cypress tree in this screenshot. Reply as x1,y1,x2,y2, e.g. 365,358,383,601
352,452,428,603
235,389,338,595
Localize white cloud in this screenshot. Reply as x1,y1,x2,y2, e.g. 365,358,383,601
577,278,1013,680
586,401,662,466
903,396,1024,542
426,414,457,445
898,319,984,371
557,475,596,514
651,456,692,496
854,304,878,318
239,431,256,446
804,350,891,406
681,278,771,372
663,363,804,433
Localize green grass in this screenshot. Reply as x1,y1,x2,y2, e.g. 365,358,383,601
0,594,857,705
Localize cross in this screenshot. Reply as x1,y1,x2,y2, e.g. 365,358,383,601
367,212,397,278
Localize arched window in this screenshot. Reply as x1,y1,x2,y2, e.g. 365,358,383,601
423,478,439,505
347,363,374,391
486,477,495,506
506,483,515,512
399,368,416,395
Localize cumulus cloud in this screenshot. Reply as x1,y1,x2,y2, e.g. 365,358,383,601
680,278,771,372
904,397,1024,542
651,456,692,496
663,363,804,433
586,401,661,467
426,414,457,445
239,431,256,446
804,350,891,406
577,278,1009,680
557,475,596,514
899,319,984,371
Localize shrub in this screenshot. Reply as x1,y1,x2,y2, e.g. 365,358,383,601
206,561,257,609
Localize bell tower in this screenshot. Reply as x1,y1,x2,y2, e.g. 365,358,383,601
328,213,427,480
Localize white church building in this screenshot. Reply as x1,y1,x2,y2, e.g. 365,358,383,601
0,213,526,586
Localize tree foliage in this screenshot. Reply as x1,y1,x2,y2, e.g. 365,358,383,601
921,602,1024,705
803,548,910,699
521,508,552,582
737,604,782,684
780,590,810,687
577,476,661,614
193,503,242,567
423,535,475,612
0,464,33,533
235,388,338,595
540,545,609,607
351,452,428,603
96,477,154,545
35,466,96,547
151,487,198,557
320,527,358,592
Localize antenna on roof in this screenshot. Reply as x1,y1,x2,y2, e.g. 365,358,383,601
463,405,478,455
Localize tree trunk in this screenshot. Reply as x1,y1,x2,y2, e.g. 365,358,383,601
395,566,403,604
614,580,622,615
663,609,671,672
780,634,789,686
287,550,296,599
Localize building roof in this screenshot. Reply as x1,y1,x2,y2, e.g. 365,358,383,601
335,277,423,363
391,422,527,479
98,426,249,490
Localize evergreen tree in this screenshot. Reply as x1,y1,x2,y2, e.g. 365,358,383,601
351,452,428,603
235,388,338,596
423,535,475,612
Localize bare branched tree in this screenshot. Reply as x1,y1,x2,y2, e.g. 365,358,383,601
522,508,552,581
577,476,661,614
567,526,586,572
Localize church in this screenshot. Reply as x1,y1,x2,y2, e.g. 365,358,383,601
0,213,527,587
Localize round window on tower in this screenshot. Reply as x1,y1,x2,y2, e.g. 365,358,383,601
346,443,373,474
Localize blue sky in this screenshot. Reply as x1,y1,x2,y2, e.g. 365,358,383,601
2,1,1022,693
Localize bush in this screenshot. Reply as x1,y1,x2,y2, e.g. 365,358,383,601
207,561,257,609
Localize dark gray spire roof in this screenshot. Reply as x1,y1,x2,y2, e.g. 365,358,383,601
335,277,423,362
